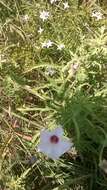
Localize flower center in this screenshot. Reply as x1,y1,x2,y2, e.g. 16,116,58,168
50,135,59,144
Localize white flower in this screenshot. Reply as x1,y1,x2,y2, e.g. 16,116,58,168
40,10,50,22
37,126,72,159
63,2,69,9
91,11,103,20
47,40,53,48
38,27,44,34
57,44,65,50
45,67,56,76
46,40,53,48
50,0,58,4
41,40,53,48
22,14,29,21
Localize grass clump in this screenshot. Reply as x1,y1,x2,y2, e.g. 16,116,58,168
0,0,107,189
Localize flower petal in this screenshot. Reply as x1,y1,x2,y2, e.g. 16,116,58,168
40,129,51,143
38,142,52,155
47,146,60,159
53,126,64,137
38,143,60,159
54,139,72,158
45,139,72,160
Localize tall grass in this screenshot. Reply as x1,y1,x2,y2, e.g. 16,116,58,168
0,0,107,189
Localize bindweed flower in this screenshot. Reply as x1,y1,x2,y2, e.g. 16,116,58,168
45,67,56,76
91,11,103,20
41,40,53,48
63,2,69,10
40,10,50,22
38,27,44,34
57,44,65,50
37,126,72,160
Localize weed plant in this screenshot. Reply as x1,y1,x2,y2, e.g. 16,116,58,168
0,0,107,189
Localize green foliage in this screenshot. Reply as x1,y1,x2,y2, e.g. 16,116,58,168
0,0,107,189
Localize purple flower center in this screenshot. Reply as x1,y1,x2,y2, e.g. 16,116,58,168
50,135,59,144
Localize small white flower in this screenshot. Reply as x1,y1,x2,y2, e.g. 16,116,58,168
38,27,44,34
46,40,53,48
57,44,65,50
50,0,58,4
22,14,29,22
91,11,103,20
40,10,50,22
37,126,72,159
41,40,53,48
63,2,69,10
45,67,56,76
